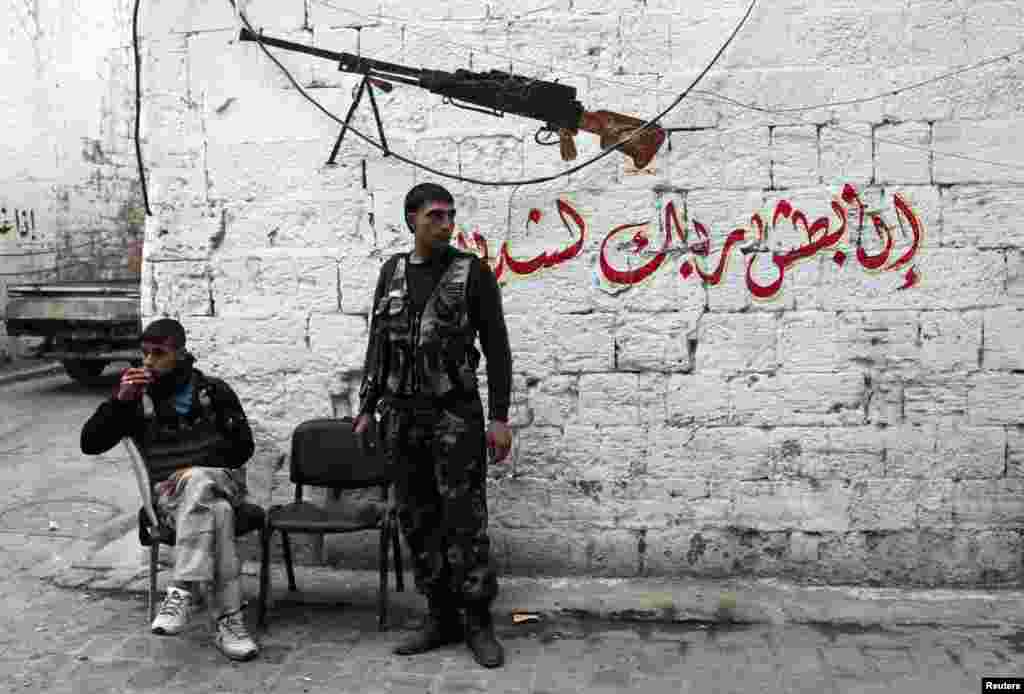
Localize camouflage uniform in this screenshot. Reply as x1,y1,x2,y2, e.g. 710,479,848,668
379,399,496,605
362,250,503,609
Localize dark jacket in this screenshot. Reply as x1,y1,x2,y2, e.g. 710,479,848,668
80,367,254,482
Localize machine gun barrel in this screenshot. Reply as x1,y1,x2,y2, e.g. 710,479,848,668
238,27,423,80
238,26,346,62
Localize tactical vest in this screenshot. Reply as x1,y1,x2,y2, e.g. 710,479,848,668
140,371,228,481
372,252,481,401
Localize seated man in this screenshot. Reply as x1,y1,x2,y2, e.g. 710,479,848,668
80,318,259,661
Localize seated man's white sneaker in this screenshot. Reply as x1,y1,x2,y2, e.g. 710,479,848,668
151,586,194,635
215,610,259,661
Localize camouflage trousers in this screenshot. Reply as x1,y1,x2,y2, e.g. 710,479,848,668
154,467,247,616
379,397,498,608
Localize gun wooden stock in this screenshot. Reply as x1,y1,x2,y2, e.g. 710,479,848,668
560,110,667,169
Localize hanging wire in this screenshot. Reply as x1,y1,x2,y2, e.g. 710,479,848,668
830,123,1024,172
311,0,739,109
254,0,1024,174
231,0,760,187
312,0,1024,118
132,0,152,215
702,49,1024,114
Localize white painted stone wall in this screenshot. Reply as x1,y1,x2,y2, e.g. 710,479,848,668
0,0,144,360
141,0,1024,585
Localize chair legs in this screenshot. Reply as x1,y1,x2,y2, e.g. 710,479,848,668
280,530,298,592
258,520,405,632
378,517,390,631
148,543,159,623
258,525,271,629
259,527,299,630
391,514,404,592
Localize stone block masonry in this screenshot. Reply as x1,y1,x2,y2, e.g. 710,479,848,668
139,0,1024,585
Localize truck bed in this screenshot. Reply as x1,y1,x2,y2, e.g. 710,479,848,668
5,279,142,362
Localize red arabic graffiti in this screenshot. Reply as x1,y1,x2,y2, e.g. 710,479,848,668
453,184,923,296
455,199,586,283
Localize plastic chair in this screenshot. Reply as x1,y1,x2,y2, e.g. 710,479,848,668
257,416,403,631
122,438,266,622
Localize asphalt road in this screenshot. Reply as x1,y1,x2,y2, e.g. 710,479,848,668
0,371,140,544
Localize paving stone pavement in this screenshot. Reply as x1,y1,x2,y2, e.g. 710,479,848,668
4,359,1024,692
1,574,1023,694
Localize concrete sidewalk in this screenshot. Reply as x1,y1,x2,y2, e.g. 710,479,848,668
7,566,1024,694
35,524,1024,630
7,531,1024,693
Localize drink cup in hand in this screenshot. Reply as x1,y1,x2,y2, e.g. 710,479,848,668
116,367,152,401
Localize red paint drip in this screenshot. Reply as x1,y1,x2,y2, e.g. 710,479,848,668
897,266,919,290
692,228,746,286
745,254,784,299
680,261,693,279
501,198,586,278
841,183,866,230
632,230,649,254
690,221,711,256
528,208,542,224
665,201,687,245
472,231,490,260
833,250,847,266
885,194,923,273
772,200,792,227
856,214,894,271
750,214,765,243
599,222,666,285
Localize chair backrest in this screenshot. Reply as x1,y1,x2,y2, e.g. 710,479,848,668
122,438,158,528
290,417,392,490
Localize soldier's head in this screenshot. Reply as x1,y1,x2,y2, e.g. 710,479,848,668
404,182,456,254
140,317,187,374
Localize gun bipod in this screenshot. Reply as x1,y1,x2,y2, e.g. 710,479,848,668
326,73,391,165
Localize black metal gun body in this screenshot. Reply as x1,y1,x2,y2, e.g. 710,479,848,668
239,27,584,131
238,27,666,169
418,69,584,131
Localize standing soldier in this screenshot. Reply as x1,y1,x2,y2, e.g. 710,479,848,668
354,182,513,668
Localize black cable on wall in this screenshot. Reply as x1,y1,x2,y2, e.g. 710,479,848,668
132,0,152,216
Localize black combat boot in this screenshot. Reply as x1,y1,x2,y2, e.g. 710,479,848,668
393,597,463,655
465,605,504,668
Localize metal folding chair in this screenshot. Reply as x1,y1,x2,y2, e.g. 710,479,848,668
257,417,403,631
121,438,266,622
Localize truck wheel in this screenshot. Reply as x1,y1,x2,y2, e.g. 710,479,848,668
62,359,108,384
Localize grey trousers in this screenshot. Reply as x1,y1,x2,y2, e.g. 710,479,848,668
154,467,246,616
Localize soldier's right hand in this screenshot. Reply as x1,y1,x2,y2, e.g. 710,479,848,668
353,413,371,435
353,413,373,455
115,367,151,401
